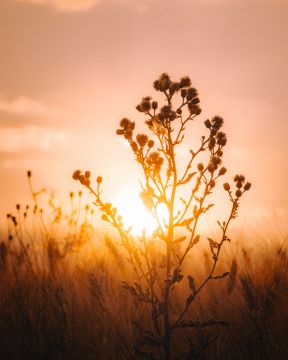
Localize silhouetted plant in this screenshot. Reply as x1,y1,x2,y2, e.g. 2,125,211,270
73,73,251,359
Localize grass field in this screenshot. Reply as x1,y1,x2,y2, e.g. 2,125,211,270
1,186,287,360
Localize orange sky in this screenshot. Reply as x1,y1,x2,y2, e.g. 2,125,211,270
0,0,288,229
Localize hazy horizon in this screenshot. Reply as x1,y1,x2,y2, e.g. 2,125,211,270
1,0,288,229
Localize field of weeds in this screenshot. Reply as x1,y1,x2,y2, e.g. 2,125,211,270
1,181,287,360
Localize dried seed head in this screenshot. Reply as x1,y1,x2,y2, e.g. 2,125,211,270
234,174,245,183
72,170,81,180
219,167,227,176
120,118,130,129
124,129,133,140
197,163,204,172
210,180,215,188
27,170,32,178
130,141,138,152
85,171,91,179
235,189,242,198
79,175,85,185
181,89,187,98
152,101,158,110
208,163,216,173
244,182,252,191
179,76,191,88
136,134,148,147
204,119,211,129
148,140,154,148
97,176,103,184
223,183,230,191
236,181,242,189
186,87,198,100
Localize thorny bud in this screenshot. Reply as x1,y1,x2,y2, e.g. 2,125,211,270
208,137,216,150
208,163,216,173
223,183,230,191
120,118,130,130
186,87,198,100
124,129,133,140
234,174,245,183
244,182,252,191
72,170,81,180
154,73,171,92
181,89,187,98
97,176,103,184
148,140,154,148
85,171,91,179
218,167,227,176
152,101,158,110
79,175,85,184
204,119,211,129
210,180,215,188
217,132,227,146
136,134,148,147
179,76,191,88
116,129,124,135
236,181,242,189
197,163,204,172
235,189,242,198
130,141,138,152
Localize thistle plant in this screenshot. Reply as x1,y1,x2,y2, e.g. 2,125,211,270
73,73,251,359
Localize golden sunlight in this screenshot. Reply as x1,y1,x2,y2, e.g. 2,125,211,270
114,185,169,236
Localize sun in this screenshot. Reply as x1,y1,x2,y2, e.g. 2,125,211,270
114,185,169,236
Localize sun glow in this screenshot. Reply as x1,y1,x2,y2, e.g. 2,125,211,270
114,185,169,236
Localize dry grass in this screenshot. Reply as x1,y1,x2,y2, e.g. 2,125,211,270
1,187,288,359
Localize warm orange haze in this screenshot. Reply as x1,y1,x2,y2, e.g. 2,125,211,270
0,0,288,359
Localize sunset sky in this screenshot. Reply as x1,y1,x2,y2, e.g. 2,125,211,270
1,0,288,230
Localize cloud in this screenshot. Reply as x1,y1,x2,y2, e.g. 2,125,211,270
0,126,66,153
0,96,61,118
16,0,149,13
16,0,101,12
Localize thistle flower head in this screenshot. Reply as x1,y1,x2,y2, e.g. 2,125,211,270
154,73,171,92
197,163,204,172
136,134,148,147
235,189,242,198
223,183,230,191
219,167,227,176
72,169,81,180
148,140,154,148
179,76,191,88
244,182,252,191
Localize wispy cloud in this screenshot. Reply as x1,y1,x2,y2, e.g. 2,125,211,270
0,96,61,118
16,0,148,13
16,0,101,12
0,126,66,153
